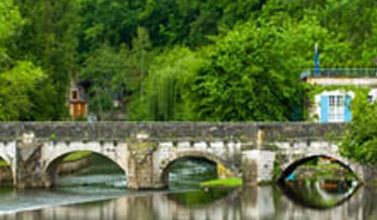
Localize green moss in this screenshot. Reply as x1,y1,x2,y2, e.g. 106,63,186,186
128,139,158,164
273,158,282,180
63,151,92,162
50,133,57,141
200,178,242,188
0,159,8,167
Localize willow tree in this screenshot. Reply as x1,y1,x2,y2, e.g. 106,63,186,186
128,47,204,121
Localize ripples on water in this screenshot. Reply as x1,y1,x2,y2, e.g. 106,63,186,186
0,155,218,215
3,185,377,220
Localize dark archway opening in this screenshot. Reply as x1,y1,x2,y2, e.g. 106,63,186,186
279,155,357,182
0,157,12,187
278,155,360,209
46,151,126,191
162,157,218,190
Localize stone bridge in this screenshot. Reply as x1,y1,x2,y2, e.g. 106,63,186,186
0,122,374,189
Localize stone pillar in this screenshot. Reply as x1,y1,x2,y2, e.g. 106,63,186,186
361,165,377,184
127,154,165,189
15,144,47,189
242,150,275,186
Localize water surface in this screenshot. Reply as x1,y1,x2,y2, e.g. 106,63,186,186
0,155,375,219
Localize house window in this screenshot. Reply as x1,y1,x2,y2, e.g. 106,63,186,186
72,90,78,100
328,95,344,122
368,95,374,103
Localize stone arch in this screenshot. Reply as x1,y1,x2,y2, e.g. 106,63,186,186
0,141,17,186
278,154,362,181
43,149,127,187
0,152,14,186
159,150,239,187
0,152,12,170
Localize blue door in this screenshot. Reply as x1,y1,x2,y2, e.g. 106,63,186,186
320,95,329,123
344,95,352,122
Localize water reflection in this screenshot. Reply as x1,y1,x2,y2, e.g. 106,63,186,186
0,153,375,220
0,189,241,220
166,158,218,189
279,180,359,209
2,185,376,220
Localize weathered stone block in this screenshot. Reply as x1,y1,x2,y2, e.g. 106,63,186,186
242,150,275,185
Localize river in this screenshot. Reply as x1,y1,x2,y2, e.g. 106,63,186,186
0,155,376,220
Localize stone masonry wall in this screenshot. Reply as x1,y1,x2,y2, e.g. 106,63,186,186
0,122,346,144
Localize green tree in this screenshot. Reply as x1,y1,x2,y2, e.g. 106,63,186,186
188,17,332,121
0,0,22,67
0,62,46,120
131,46,204,121
80,43,130,118
340,91,377,165
11,0,80,120
0,0,52,121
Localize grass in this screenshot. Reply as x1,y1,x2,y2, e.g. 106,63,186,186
201,178,242,188
63,151,92,162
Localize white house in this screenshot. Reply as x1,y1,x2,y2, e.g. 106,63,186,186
302,69,377,123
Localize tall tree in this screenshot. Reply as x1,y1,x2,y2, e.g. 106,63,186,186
187,17,336,121
0,0,22,68
0,0,50,121
12,0,80,119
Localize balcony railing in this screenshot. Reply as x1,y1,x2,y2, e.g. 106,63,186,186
301,68,377,79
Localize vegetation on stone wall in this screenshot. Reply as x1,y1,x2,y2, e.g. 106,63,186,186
340,95,377,165
63,151,92,162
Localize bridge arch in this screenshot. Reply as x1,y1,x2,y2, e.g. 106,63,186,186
0,142,16,185
43,148,128,187
0,152,14,186
160,150,239,187
278,154,362,181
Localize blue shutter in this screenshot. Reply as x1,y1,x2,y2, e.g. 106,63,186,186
344,95,352,122
320,95,329,123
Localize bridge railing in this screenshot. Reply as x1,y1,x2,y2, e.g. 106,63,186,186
301,68,377,79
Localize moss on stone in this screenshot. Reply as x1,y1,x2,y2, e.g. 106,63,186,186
63,151,92,162
128,139,158,164
0,159,8,167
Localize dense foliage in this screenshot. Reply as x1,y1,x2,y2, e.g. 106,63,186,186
340,94,377,165
1,0,377,121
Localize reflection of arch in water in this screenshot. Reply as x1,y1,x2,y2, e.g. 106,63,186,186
314,180,357,201
160,151,239,187
167,188,237,207
44,150,127,187
279,155,358,181
278,180,360,210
